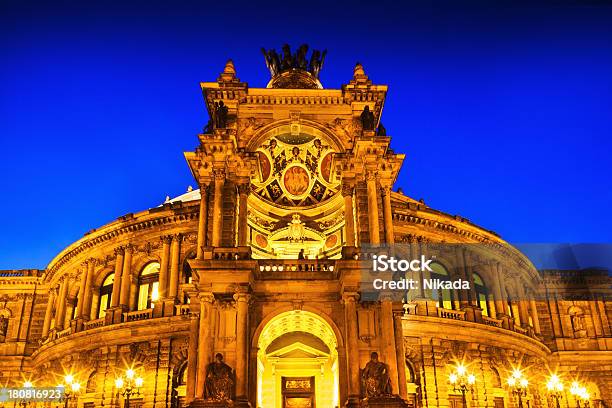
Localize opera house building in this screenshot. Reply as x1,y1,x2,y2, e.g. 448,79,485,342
0,46,609,408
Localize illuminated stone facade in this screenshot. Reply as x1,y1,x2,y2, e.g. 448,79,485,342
0,48,610,408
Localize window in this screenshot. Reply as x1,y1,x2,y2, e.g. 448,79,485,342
98,273,114,318
430,262,454,310
473,272,489,316
137,262,160,310
86,371,97,393
182,252,195,284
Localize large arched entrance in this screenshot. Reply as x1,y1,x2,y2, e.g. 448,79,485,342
256,310,340,408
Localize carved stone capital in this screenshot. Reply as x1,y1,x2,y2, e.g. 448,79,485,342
213,168,226,180
236,182,251,195
379,185,392,196
161,235,173,245
342,292,360,304
365,171,377,182
198,292,215,304
114,246,125,257
233,292,252,304
341,183,354,197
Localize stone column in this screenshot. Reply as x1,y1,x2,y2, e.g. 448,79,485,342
237,182,250,247
186,312,200,402
366,171,380,244
196,184,209,259
168,234,181,299
119,246,133,309
517,286,530,328
529,299,541,335
54,277,68,330
158,236,172,299
394,314,408,399
82,259,95,319
111,247,124,307
211,170,225,247
380,294,399,394
75,263,88,318
42,288,56,338
342,292,361,401
381,185,394,244
195,293,215,399
342,184,356,247
234,291,251,402
455,248,469,308
491,262,506,319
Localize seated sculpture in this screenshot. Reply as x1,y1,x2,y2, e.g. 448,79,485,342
204,353,234,401
362,352,392,399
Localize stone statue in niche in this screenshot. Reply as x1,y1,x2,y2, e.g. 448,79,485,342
362,352,392,399
204,353,234,401
360,106,376,131
214,101,229,129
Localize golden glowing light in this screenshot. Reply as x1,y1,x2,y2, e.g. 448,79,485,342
468,374,476,385
64,374,74,385
71,382,81,392
456,364,466,376
23,381,33,388
115,378,124,389
507,377,517,387
126,368,135,379
520,378,529,388
449,373,458,384
546,375,563,392
135,377,144,388
151,286,159,302
512,368,522,379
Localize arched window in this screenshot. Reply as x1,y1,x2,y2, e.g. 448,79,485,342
137,262,160,310
490,367,502,388
473,272,489,316
430,263,454,310
405,361,416,383
86,371,97,393
98,273,114,318
182,252,195,284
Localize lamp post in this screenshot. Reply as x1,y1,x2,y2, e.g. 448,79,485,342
59,374,81,408
114,368,144,408
546,375,564,408
507,369,529,408
448,363,476,408
570,382,590,408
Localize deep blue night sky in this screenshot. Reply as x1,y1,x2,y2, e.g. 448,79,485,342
1,0,611,269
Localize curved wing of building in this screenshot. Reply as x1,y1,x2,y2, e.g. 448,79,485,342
0,46,610,408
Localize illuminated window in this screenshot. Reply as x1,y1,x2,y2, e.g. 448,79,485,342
97,273,114,318
473,272,489,316
137,262,160,310
430,262,454,310
182,252,195,284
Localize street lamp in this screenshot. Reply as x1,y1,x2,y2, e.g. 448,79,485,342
570,381,590,408
507,369,529,408
114,368,144,408
546,375,564,408
449,363,476,408
59,374,81,408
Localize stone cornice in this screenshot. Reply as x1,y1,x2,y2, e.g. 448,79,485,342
45,204,199,282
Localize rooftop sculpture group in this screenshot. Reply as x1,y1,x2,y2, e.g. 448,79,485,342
262,44,327,79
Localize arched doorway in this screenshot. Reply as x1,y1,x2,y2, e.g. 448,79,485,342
256,310,340,408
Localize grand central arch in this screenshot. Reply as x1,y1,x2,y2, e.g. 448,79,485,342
254,309,341,408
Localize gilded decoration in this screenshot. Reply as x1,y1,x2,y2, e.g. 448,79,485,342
252,131,339,207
